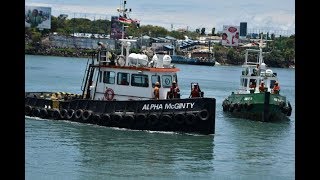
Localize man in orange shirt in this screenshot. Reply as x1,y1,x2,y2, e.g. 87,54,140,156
259,81,265,92
272,81,280,94
153,82,160,99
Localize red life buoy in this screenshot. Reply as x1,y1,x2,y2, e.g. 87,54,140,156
104,88,114,101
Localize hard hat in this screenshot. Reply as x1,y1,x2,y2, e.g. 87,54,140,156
275,81,278,84
155,82,160,86
172,81,176,84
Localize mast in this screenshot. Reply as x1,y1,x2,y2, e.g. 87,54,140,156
117,0,132,56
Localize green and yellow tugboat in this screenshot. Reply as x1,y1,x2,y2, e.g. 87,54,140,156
222,42,292,122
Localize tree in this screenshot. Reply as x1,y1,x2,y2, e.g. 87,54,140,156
201,28,205,35
212,28,215,36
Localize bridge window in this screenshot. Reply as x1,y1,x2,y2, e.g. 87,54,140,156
240,78,248,87
162,75,172,88
103,71,115,84
151,75,161,87
99,71,102,82
131,74,149,87
117,72,130,85
270,80,276,88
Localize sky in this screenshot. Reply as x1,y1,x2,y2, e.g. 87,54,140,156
25,0,295,35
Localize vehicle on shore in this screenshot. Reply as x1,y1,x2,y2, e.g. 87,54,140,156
222,40,292,122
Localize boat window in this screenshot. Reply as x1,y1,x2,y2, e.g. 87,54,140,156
240,78,248,87
131,74,149,87
270,80,276,88
151,75,161,88
99,71,102,83
162,75,172,88
117,72,130,85
103,71,115,84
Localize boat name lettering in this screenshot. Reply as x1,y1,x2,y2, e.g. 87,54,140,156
273,98,283,102
142,102,195,110
244,97,253,101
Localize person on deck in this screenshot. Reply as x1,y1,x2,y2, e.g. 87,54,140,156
167,81,180,99
259,81,265,92
189,84,201,98
153,82,160,99
272,81,280,94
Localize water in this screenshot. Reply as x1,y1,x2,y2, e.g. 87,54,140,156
25,55,295,179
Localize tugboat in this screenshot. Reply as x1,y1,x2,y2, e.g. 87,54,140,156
222,40,292,122
25,39,216,134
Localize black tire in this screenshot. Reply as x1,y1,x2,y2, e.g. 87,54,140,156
52,109,61,120
160,114,172,128
60,109,68,119
39,108,48,119
185,113,197,125
197,109,209,121
92,114,101,124
74,109,83,121
25,105,32,115
100,113,111,126
174,113,185,125
32,108,41,117
111,113,122,126
66,109,75,120
134,114,147,129
82,110,93,122
122,114,135,128
148,114,159,126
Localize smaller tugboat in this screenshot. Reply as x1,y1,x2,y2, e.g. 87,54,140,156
222,40,292,122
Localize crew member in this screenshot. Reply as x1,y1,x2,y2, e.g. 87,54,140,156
153,82,160,99
259,80,265,92
272,81,280,94
168,81,180,99
189,84,200,98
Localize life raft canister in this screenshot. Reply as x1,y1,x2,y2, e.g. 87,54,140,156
104,88,115,101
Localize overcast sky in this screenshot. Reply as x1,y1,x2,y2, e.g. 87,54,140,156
25,0,295,34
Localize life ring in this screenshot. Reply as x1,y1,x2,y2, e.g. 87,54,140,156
82,110,93,122
104,88,115,101
197,109,209,121
39,108,48,119
185,113,197,125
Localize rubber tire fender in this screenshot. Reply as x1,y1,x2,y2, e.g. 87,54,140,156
185,113,197,125
25,105,32,115
174,113,185,125
197,109,209,121
74,109,83,120
82,110,93,122
39,108,48,119
32,108,41,117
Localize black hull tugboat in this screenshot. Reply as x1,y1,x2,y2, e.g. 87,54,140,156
25,39,216,135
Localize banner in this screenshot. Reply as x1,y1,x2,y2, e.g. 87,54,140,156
25,6,51,29
222,25,239,46
110,16,127,39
